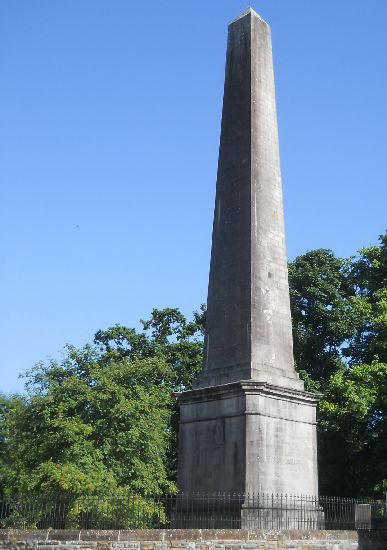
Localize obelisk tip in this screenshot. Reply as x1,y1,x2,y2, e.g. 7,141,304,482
230,7,268,26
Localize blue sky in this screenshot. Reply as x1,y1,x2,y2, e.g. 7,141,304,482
1,1,386,393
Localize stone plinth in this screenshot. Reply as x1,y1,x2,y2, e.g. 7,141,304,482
178,382,319,496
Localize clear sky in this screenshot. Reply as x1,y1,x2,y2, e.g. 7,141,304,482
1,1,386,393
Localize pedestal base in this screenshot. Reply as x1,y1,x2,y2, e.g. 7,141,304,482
177,381,320,496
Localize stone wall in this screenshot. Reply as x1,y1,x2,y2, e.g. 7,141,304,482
1,530,386,550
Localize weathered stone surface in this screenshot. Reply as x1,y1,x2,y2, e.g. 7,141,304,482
177,8,320,499
178,382,319,495
1,530,387,549
195,8,302,391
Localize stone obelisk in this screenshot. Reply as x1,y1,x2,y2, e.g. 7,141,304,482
177,8,319,499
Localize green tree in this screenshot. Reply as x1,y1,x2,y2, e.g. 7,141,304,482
94,306,205,392
345,232,387,364
318,361,387,496
0,346,175,497
288,249,352,390
93,307,205,481
288,241,387,496
0,308,205,500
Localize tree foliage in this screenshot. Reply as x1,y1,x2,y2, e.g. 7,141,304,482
0,307,205,498
318,360,387,496
288,233,387,496
0,349,175,496
345,234,387,365
288,249,352,390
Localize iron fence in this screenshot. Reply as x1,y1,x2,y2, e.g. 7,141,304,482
0,493,386,531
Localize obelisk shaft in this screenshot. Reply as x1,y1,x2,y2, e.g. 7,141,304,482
195,9,302,390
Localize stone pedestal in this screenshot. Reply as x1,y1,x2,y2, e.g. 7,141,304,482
178,381,319,496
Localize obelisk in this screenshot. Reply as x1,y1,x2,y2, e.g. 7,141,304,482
177,8,319,501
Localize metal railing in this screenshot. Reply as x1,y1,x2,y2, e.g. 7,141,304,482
0,493,386,530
